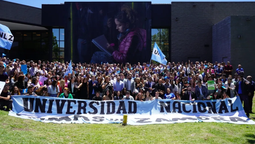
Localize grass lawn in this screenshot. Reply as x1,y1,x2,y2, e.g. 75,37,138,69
1,99,255,144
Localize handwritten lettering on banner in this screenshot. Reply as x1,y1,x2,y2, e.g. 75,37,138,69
0,31,14,42
9,96,255,125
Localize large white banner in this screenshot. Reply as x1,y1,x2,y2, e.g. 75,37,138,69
9,96,255,125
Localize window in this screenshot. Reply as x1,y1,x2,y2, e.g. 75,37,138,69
151,29,169,60
10,31,49,60
52,28,65,62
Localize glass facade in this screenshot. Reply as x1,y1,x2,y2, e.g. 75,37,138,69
10,31,49,61
52,28,65,62
151,29,169,60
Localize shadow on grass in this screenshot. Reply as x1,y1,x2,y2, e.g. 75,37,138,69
250,117,255,121
244,134,255,144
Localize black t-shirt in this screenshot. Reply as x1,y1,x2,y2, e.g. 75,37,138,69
114,96,123,100
153,83,165,92
92,96,102,101
1,91,11,98
0,73,8,82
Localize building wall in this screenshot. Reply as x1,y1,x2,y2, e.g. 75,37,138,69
42,5,66,27
171,2,255,63
0,1,41,25
151,4,171,28
230,16,255,78
212,16,231,63
151,4,171,60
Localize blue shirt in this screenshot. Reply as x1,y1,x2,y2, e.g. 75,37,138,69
165,93,175,99
236,68,244,75
238,81,242,94
216,67,223,75
199,87,203,96
113,81,124,91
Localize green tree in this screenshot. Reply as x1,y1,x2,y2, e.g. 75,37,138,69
151,29,169,60
52,35,60,61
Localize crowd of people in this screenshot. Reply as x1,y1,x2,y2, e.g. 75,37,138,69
0,57,254,117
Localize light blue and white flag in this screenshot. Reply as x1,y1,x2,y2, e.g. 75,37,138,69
64,60,72,77
151,42,167,65
0,24,14,50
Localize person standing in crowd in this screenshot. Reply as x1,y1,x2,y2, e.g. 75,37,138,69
164,88,175,99
170,80,177,94
103,89,112,100
134,77,142,94
182,86,196,101
164,78,171,93
10,71,19,87
59,88,73,99
221,74,228,84
26,85,37,96
215,64,223,78
175,78,182,97
206,75,216,95
68,77,78,98
14,75,27,93
30,77,40,91
123,91,134,100
36,86,49,96
0,61,8,82
114,91,122,100
207,65,215,75
92,91,102,101
123,73,135,93
153,91,162,100
215,82,224,99
9,63,19,76
96,77,103,96
222,91,230,99
153,79,165,99
195,80,208,100
190,78,196,92
29,62,37,77
12,86,21,95
224,61,233,77
144,77,154,93
135,92,144,101
247,75,255,113
0,84,11,111
144,90,153,101
59,80,65,94
235,74,250,118
75,76,82,98
225,77,236,98
47,80,59,97
113,76,124,92
89,76,99,100
236,64,244,75
78,77,89,99
232,73,239,84
40,66,48,76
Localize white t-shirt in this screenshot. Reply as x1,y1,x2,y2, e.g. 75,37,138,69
47,85,59,95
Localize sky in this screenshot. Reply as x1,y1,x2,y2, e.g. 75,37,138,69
4,0,255,8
